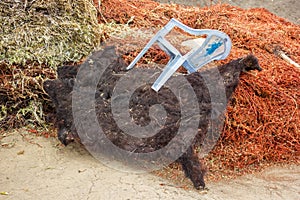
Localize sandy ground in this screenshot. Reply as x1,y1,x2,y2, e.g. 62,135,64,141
156,0,300,24
1,1,300,200
1,129,299,200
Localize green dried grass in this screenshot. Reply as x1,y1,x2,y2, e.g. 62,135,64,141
0,0,103,68
0,0,105,129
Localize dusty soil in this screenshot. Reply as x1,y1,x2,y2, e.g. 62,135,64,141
0,129,299,200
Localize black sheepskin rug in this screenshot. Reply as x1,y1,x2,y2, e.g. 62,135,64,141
44,46,261,189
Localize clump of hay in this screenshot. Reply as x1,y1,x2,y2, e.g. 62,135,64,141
0,0,102,67
0,0,103,128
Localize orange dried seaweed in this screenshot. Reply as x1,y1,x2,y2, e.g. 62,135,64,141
99,0,300,178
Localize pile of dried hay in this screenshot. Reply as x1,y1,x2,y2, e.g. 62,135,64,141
0,0,102,67
0,0,103,128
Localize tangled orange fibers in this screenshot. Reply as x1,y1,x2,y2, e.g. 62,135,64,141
99,0,299,176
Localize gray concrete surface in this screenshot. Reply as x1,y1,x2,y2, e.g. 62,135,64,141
155,0,300,24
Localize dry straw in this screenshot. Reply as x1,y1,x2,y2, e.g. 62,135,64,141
0,0,103,128
0,0,102,67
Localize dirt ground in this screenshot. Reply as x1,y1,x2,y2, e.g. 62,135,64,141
1,1,300,200
155,0,300,24
0,129,299,200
